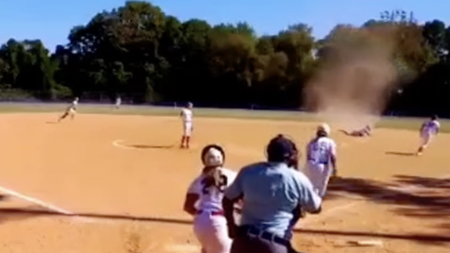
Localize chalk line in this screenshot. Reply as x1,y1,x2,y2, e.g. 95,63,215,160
112,139,140,150
0,184,97,223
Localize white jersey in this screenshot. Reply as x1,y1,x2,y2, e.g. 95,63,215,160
421,120,440,136
181,108,193,123
67,100,78,111
306,136,337,166
187,167,237,212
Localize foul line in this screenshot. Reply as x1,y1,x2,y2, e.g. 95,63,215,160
0,184,73,215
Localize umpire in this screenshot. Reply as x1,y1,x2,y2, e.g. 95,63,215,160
222,134,322,253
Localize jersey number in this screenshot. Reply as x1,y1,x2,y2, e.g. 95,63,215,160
201,174,228,194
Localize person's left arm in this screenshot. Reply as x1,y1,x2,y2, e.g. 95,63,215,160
183,177,201,216
330,141,337,177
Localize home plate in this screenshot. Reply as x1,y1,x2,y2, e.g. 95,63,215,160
165,244,200,252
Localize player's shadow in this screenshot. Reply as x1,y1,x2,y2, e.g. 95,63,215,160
327,176,450,222
385,151,416,156
45,121,58,124
128,144,175,149
0,207,449,245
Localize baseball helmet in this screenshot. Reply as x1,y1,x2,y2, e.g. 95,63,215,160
317,123,331,136
186,101,193,108
266,134,299,164
201,144,225,167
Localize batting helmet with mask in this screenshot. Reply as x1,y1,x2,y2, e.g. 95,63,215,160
266,134,300,169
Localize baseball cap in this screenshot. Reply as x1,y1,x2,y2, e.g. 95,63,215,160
266,134,298,162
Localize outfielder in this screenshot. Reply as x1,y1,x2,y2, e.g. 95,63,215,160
114,95,121,109
303,123,337,197
58,97,78,122
183,144,237,253
180,102,194,149
416,115,440,156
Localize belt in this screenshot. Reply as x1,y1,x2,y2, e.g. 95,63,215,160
196,210,224,216
239,226,289,246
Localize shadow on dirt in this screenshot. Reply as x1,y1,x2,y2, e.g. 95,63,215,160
385,151,416,156
127,144,175,149
0,207,449,245
327,175,450,237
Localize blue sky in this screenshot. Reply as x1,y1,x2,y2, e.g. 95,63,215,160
1,0,449,52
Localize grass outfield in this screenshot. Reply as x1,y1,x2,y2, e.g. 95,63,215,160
0,102,449,133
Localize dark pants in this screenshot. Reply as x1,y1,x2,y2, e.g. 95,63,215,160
230,226,303,253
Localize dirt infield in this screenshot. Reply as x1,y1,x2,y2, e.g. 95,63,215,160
0,113,449,253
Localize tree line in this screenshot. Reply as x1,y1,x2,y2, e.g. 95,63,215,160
0,1,449,117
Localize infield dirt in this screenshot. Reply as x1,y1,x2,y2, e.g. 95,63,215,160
0,113,448,253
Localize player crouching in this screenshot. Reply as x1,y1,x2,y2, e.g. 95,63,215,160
416,115,440,156
340,125,372,137
58,97,78,122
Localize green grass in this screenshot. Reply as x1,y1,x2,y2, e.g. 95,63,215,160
0,102,449,133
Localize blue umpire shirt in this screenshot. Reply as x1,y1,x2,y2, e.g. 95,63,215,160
224,162,322,240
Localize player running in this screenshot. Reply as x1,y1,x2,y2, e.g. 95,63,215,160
58,97,78,122
183,144,237,253
180,102,193,149
416,115,440,156
303,123,337,197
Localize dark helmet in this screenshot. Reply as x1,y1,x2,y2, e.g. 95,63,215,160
266,134,299,166
431,115,438,120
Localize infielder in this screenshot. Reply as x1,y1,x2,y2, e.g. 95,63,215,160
341,125,372,137
303,123,337,197
183,144,237,253
180,102,194,149
58,97,78,122
416,115,440,156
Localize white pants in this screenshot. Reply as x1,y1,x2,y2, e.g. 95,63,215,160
303,162,332,197
183,122,193,137
193,212,231,253
420,133,433,148
68,108,76,116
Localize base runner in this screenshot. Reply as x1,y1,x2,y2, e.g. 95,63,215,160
180,102,194,149
416,115,440,156
58,97,78,122
183,144,238,253
303,123,337,197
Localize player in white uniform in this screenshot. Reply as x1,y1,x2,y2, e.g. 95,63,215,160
183,144,238,253
58,97,78,122
303,123,337,197
416,115,440,156
180,102,194,149
114,95,121,109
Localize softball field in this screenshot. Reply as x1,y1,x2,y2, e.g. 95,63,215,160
0,104,448,253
